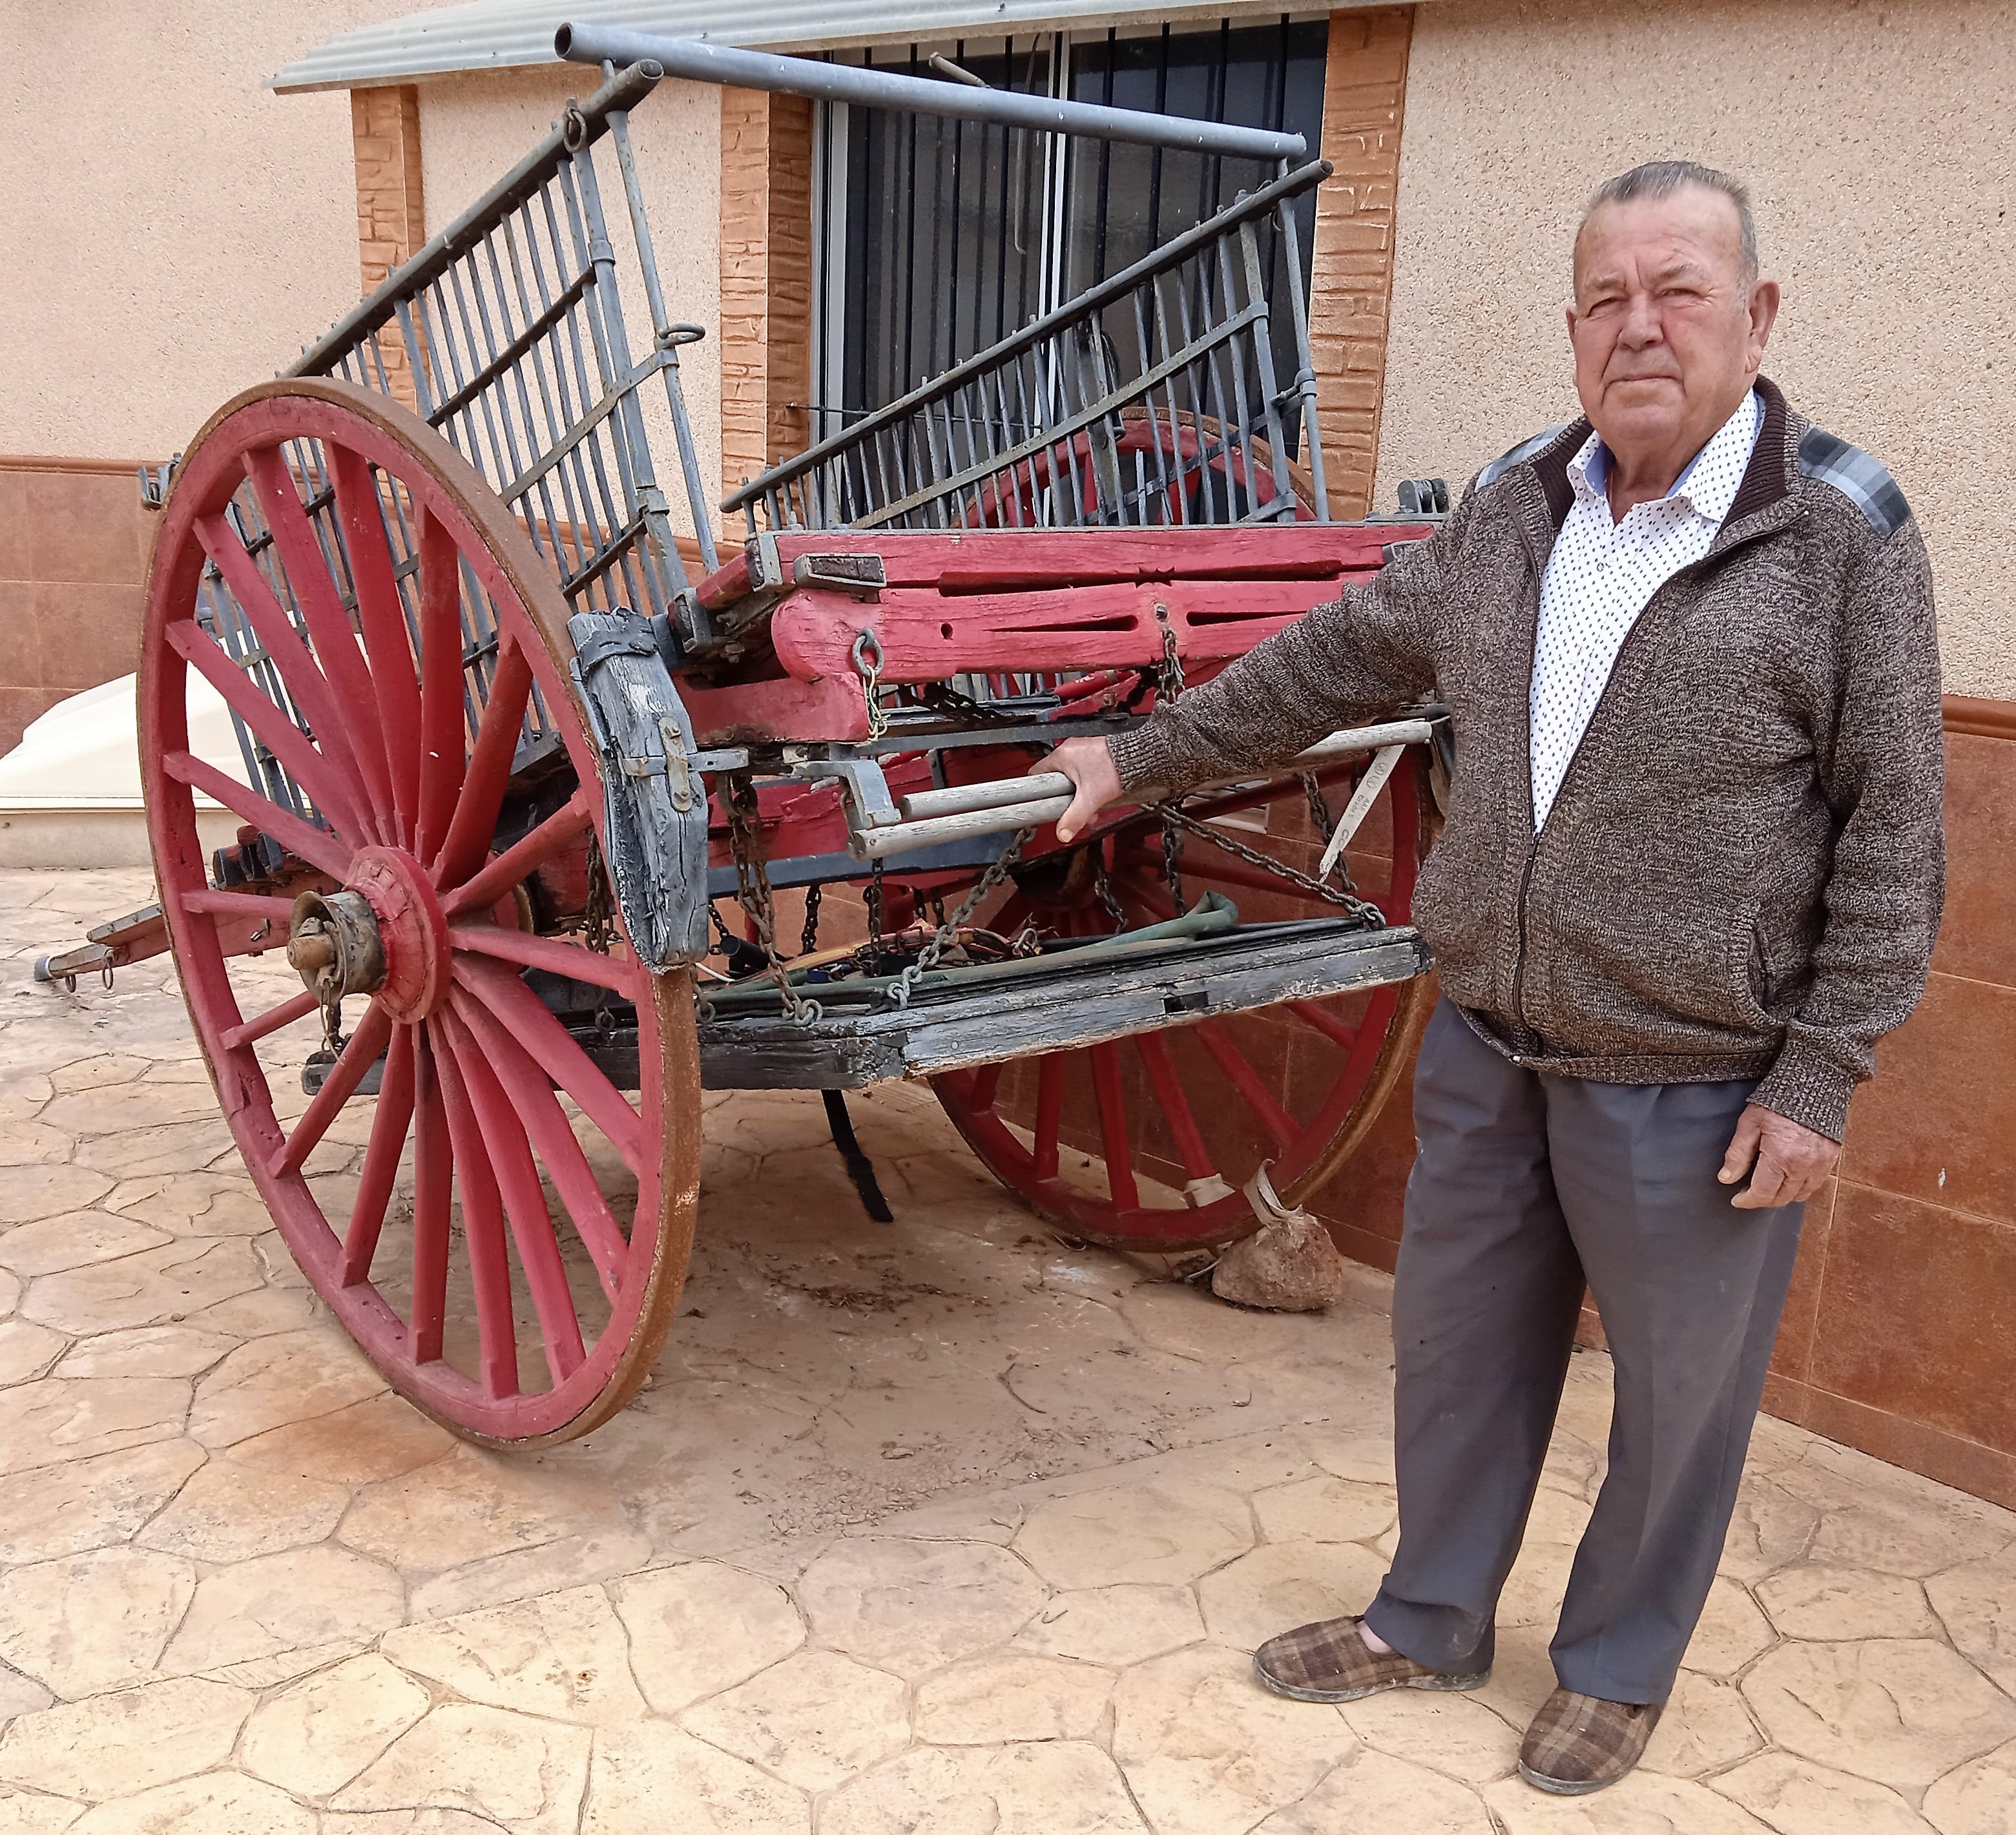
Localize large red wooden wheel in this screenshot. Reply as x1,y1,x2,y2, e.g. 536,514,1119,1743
141,380,698,1446
930,754,1435,1252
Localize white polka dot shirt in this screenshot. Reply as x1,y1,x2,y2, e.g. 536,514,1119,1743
1529,389,1763,829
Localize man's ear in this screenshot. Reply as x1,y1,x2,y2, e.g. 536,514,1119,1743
1745,278,1781,369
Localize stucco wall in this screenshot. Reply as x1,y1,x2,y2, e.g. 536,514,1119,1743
0,1,436,460
1374,0,2016,699
416,68,724,545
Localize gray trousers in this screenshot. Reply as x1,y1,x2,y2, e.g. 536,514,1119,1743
1361,1000,1803,1705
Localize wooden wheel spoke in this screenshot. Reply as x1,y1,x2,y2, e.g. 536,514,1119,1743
220,990,320,1053
967,1063,1003,1114
449,953,644,1173
244,444,399,839
194,510,378,838
182,889,298,921
165,749,350,880
1135,1032,1217,1181
276,1000,393,1177
410,1026,452,1365
446,924,643,999
1034,1055,1064,1182
149,385,696,1444
426,1017,520,1400
1288,999,1357,1052
435,644,535,891
439,793,592,919
415,510,470,862
329,444,424,843
437,1008,587,1388
1194,1019,1298,1154
341,1024,417,1287
1087,1043,1139,1212
168,620,368,838
450,987,627,1304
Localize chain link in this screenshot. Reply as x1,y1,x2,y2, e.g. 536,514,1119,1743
884,828,1035,1010
581,830,616,1035
1299,772,1335,844
851,630,890,741
1092,846,1128,932
1298,771,1357,893
866,860,886,962
725,778,824,1026
1157,625,1187,910
1156,802,1387,927
799,880,823,957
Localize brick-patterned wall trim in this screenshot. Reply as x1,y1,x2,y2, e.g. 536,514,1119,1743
1309,6,1414,522
719,87,815,512
0,456,152,475
0,461,157,756
1944,692,2016,741
1573,702,2016,1511
349,85,426,410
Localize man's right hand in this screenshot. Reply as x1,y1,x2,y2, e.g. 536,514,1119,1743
1035,737,1123,845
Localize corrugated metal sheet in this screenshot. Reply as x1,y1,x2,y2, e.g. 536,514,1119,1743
270,0,1339,94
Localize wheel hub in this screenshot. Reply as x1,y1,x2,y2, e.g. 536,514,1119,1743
287,889,385,1006
287,848,452,1023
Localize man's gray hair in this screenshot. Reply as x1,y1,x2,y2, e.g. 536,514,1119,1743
1579,160,1759,284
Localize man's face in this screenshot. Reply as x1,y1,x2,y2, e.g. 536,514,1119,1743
1567,186,1777,466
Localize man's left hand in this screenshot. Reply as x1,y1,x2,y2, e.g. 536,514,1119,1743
1718,1104,1838,1208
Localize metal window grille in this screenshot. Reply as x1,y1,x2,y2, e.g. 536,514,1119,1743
733,154,1331,535
813,19,1327,448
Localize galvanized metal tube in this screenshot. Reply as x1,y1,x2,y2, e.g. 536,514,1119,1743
875,720,1438,849
553,26,1306,163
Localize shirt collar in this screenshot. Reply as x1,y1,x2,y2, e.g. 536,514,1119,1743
1567,388,1762,521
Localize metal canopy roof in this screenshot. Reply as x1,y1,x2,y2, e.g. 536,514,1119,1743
271,1,1349,94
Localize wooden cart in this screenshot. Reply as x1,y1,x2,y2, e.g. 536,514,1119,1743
40,33,1449,1444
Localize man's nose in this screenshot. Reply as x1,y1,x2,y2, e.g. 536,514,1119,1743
1618,291,1664,346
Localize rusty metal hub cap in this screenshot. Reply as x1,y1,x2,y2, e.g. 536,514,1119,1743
287,887,386,1011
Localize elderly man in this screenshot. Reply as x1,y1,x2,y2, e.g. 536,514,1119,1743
1041,160,1944,1794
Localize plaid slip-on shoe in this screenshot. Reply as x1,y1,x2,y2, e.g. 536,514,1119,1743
1518,1687,1663,1794
1252,1615,1490,1704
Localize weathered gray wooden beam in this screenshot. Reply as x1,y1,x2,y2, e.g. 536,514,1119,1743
695,924,1430,1090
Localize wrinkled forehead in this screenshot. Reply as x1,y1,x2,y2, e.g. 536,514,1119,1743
1573,185,1747,295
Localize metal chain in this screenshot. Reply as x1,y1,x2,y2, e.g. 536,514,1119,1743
725,778,823,1026
1298,771,1358,893
866,860,886,960
1299,772,1336,844
1156,802,1387,926
1157,625,1187,911
581,830,616,1036
851,630,890,741
1092,846,1128,932
799,881,823,957
884,828,1035,1010
583,831,614,954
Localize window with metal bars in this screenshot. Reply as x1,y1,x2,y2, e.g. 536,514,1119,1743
811,17,1329,453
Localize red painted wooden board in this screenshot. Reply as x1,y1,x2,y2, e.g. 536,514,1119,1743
688,525,1432,697
749,524,1417,588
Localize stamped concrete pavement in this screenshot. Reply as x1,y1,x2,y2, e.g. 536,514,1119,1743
1,869,2013,1834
